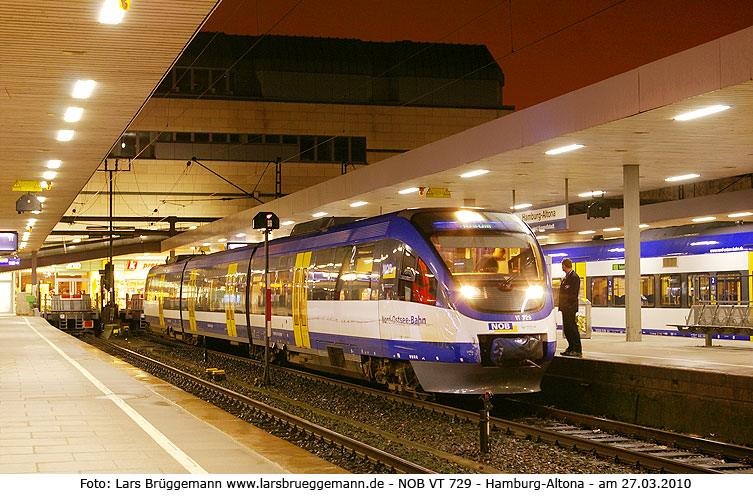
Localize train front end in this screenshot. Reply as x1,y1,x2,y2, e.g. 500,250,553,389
407,210,556,394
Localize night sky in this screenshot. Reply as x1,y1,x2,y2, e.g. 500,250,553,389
202,0,753,109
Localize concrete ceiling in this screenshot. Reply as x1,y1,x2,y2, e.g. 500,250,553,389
0,0,219,253
161,24,753,252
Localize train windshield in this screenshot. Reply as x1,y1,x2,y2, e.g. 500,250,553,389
412,210,546,313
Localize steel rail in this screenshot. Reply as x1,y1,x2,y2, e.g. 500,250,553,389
100,340,435,474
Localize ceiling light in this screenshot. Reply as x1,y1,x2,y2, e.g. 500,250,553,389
57,130,74,141
603,227,621,232
37,196,46,203
188,225,197,230
218,238,227,242
72,80,96,99
99,0,126,24
27,219,37,226
64,107,83,122
639,224,649,228
673,105,730,121
578,190,605,198
578,230,596,235
350,201,368,207
31,210,41,214
665,173,700,182
692,216,716,223
202,243,211,247
398,187,419,195
545,144,584,155
536,235,550,239
43,171,57,180
235,233,246,238
728,212,753,218
144,253,151,256
510,203,532,210
460,169,488,178
312,212,328,218
281,221,295,226
72,238,81,243
47,160,61,169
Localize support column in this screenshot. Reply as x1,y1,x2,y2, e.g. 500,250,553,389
31,250,39,313
623,164,642,342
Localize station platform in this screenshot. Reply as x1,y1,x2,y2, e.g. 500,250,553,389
542,332,753,446
0,315,345,474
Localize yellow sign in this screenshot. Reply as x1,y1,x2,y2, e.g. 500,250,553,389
12,181,43,192
119,0,131,11
419,187,451,199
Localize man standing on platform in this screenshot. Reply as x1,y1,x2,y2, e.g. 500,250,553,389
559,258,582,357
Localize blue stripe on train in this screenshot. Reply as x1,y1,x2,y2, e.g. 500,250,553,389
146,315,557,363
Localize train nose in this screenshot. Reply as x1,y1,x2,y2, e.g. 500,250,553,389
488,336,544,366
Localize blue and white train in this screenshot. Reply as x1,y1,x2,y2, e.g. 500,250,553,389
144,209,557,394
545,223,753,341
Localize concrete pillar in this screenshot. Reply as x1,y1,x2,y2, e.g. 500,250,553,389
623,164,642,342
31,250,39,312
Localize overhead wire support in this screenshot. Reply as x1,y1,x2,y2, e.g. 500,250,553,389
188,157,264,203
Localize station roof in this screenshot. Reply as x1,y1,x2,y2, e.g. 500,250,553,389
0,0,219,253
162,24,753,250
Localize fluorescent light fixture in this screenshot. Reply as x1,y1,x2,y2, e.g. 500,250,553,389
72,238,81,243
673,105,730,121
43,171,56,180
27,219,37,226
398,187,419,195
536,235,550,239
218,238,227,242
57,130,74,141
235,233,246,237
545,144,584,155
728,212,753,218
460,169,489,178
692,216,716,223
350,201,368,207
549,253,568,257
31,210,41,214
578,190,605,198
665,173,700,182
202,243,211,247
281,221,295,226
47,160,61,169
578,230,596,235
312,212,328,218
603,227,621,232
144,253,151,256
188,225,197,230
64,107,83,122
510,203,533,210
37,196,46,203
639,224,649,228
72,80,96,99
99,0,126,24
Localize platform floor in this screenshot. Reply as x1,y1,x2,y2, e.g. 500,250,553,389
0,315,345,474
557,331,753,376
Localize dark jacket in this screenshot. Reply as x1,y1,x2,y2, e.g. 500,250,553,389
559,269,580,313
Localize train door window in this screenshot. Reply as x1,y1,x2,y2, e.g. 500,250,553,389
310,248,336,300
250,257,265,315
641,275,655,307
660,274,682,307
195,268,210,312
613,277,625,306
377,240,401,300
688,274,711,305
590,277,608,306
273,255,293,316
337,244,376,300
716,273,741,303
398,246,437,305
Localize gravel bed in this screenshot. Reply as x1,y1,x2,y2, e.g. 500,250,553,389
103,334,644,474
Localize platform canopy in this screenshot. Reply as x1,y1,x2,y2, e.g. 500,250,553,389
0,0,220,252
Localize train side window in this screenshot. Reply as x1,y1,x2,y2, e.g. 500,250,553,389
613,276,625,306
641,275,655,307
310,248,335,300
688,273,711,305
590,277,608,306
398,246,437,305
377,240,401,300
716,273,741,303
337,244,376,300
660,274,682,307
551,277,561,308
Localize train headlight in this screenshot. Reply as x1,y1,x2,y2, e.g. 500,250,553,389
525,285,544,300
460,285,480,298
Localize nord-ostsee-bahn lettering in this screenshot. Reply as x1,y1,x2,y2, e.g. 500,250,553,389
144,209,557,394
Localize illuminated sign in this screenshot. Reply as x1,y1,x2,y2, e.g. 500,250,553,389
516,204,567,233
66,262,82,270
127,260,138,270
0,257,20,266
0,232,18,252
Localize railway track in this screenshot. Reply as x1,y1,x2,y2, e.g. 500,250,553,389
99,333,753,473
90,337,435,474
